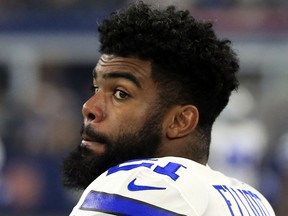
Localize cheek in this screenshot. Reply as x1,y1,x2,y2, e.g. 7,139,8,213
106,108,147,133
120,113,147,132
112,102,151,122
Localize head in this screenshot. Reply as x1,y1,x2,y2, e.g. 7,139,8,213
62,1,239,189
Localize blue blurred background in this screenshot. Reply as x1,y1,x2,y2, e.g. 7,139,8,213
0,0,287,215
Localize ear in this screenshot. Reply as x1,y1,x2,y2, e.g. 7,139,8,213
165,105,199,139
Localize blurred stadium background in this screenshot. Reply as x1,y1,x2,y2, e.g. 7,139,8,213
0,0,287,215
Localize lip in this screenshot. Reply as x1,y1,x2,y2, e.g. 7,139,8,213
81,134,106,153
81,134,104,143
81,139,104,147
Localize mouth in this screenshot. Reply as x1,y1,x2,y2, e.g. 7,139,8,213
81,134,106,153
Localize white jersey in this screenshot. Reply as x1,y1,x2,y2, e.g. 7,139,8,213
70,157,275,216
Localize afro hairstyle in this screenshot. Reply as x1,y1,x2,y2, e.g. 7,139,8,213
98,1,239,131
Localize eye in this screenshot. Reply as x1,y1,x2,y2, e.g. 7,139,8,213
91,85,99,93
114,89,129,100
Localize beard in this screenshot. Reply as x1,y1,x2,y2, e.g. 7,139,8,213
62,109,164,190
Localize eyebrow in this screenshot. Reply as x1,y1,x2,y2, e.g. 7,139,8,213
92,69,142,88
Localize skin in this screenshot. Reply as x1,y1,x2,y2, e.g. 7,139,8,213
82,54,201,163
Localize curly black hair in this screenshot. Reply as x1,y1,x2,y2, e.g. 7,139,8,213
98,1,239,144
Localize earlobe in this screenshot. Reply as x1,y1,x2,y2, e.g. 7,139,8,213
166,105,199,139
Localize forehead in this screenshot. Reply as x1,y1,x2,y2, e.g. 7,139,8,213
95,54,152,79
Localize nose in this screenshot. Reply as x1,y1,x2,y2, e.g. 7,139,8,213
82,95,106,123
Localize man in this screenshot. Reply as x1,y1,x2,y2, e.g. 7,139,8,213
62,1,275,215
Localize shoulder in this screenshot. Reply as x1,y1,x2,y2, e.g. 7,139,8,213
70,157,275,216
71,157,209,215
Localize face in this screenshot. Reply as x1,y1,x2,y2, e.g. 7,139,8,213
62,54,166,189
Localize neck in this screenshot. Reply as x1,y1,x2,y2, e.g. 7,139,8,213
156,137,208,165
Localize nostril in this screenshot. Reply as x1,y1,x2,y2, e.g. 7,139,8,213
88,113,95,120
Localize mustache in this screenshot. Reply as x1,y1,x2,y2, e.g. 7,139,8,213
80,124,111,144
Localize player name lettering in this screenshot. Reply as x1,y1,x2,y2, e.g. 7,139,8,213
213,185,271,216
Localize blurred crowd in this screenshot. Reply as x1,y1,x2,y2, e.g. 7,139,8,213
0,0,287,10
0,66,90,214
0,1,288,215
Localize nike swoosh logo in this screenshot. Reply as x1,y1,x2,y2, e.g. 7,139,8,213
127,178,166,191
